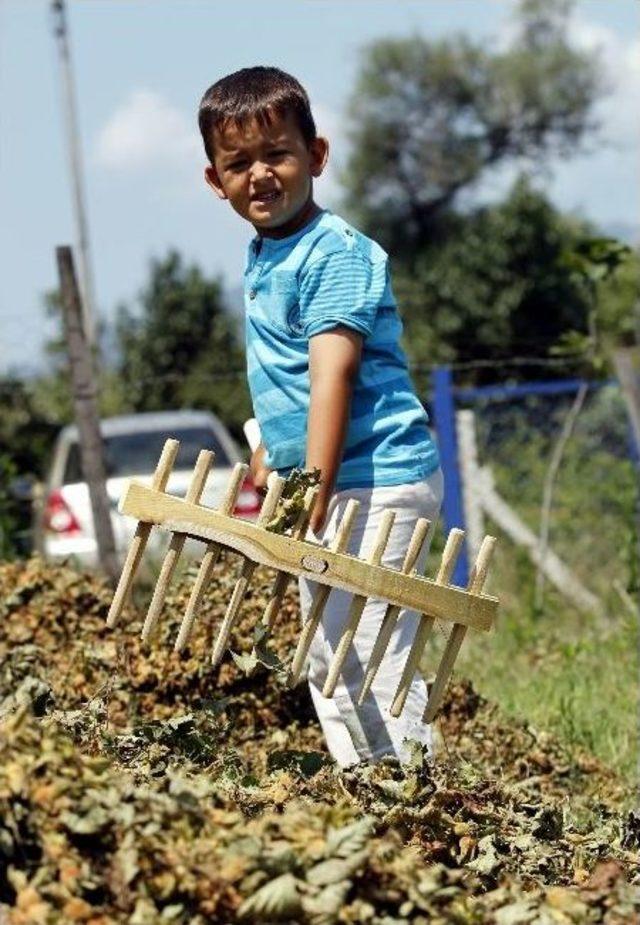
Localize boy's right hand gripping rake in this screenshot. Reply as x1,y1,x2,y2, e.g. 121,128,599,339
106,439,499,724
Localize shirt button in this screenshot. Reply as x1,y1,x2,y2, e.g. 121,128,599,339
249,289,257,300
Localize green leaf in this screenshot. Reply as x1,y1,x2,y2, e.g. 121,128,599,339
467,834,502,876
231,650,259,675
306,849,369,887
114,841,139,887
494,899,537,924
302,881,351,925
61,806,111,836
325,818,374,858
238,872,303,921
160,904,184,920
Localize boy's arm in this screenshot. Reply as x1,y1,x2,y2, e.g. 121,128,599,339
306,327,363,534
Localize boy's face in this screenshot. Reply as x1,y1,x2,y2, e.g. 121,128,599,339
204,110,328,234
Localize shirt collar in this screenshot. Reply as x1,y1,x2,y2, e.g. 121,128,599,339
251,209,328,254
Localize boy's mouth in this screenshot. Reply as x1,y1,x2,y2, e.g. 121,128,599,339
251,190,281,205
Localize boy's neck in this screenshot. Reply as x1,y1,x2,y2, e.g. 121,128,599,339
256,196,322,241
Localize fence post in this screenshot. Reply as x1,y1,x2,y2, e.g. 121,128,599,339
431,366,469,586
456,408,485,565
613,348,640,460
57,245,119,584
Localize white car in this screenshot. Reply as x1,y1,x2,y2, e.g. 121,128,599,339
38,410,261,569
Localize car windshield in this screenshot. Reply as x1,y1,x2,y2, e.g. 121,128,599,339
63,427,233,483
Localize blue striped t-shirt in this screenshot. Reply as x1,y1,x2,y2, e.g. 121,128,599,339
244,210,440,489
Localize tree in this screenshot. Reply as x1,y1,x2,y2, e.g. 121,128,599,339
116,250,251,441
392,177,596,385
0,378,59,478
0,378,60,558
342,0,602,256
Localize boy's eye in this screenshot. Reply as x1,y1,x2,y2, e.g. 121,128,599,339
226,160,247,172
268,149,288,159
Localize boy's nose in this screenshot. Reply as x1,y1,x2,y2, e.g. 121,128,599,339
250,160,273,182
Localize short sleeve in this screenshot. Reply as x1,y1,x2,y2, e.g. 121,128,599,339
298,250,386,339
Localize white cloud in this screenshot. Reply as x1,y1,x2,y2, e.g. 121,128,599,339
93,90,347,207
568,17,640,150
94,89,201,170
478,5,639,231
498,7,639,153
548,12,639,229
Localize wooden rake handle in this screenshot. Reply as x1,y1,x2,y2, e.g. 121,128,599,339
118,481,498,632
106,438,179,629
210,476,291,667
141,449,214,642
321,508,396,699
423,534,497,723
262,486,320,632
389,527,465,718
288,498,360,686
356,517,431,706
173,463,247,653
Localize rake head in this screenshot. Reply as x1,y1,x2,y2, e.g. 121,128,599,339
106,439,499,723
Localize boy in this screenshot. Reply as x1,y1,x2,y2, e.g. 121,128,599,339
199,66,443,767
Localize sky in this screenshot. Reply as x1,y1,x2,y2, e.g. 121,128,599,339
1,0,638,377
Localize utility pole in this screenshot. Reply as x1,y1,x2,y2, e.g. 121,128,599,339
51,0,97,347
57,246,118,583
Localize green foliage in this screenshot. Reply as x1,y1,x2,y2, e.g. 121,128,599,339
552,237,636,375
595,251,640,347
448,387,639,779
0,379,59,478
338,1,632,378
0,250,252,536
0,454,23,560
342,0,601,253
458,541,638,780
394,177,594,383
0,378,60,560
561,237,633,288
115,250,251,440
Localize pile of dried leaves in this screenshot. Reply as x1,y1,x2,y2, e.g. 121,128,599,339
0,553,638,924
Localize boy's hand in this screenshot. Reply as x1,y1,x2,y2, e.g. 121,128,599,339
249,444,273,496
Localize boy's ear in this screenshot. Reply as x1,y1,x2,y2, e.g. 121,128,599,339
309,136,329,178
204,164,228,200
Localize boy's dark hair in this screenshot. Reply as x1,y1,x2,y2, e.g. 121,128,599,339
198,66,316,163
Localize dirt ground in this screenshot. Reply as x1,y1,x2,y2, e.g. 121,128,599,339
1,555,638,924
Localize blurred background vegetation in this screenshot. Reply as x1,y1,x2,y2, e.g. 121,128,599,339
1,0,638,781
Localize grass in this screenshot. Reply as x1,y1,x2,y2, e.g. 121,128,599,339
422,391,639,788
453,536,638,785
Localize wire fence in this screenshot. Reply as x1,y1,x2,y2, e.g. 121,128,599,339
434,370,639,616
0,350,593,396
2,358,638,608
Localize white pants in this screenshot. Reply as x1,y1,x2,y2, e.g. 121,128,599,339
299,469,444,768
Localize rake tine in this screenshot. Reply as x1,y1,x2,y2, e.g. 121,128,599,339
262,485,319,632
141,450,214,643
210,476,286,666
106,438,180,629
356,517,431,706
288,498,360,687
423,535,497,723
173,463,247,653
389,527,465,718
322,508,396,699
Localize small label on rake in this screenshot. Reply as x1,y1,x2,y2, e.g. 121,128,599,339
301,555,329,574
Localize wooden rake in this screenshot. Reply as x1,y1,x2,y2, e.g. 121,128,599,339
106,439,499,722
